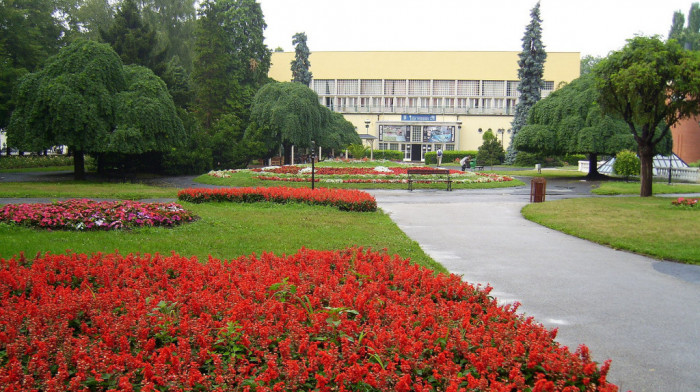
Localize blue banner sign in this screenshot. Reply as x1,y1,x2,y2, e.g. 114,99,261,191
401,114,436,122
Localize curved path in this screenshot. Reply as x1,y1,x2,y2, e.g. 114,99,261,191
367,184,700,392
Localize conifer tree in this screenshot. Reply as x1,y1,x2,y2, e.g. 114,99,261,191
505,1,547,164
291,32,312,86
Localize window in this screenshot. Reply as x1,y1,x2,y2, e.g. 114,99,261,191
432,80,455,96
469,98,480,108
482,80,505,97
494,98,505,109
457,80,480,96
432,98,442,108
313,79,335,95
506,81,519,97
443,98,454,109
378,143,388,150
360,79,382,95
395,97,406,107
542,81,555,91
337,79,358,95
408,98,418,107
389,143,399,151
457,98,468,108
408,80,430,96
412,126,422,141
384,80,407,95
445,144,455,151
419,97,430,108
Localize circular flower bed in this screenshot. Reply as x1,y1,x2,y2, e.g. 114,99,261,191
0,199,196,230
671,197,698,208
0,248,616,391
209,166,514,185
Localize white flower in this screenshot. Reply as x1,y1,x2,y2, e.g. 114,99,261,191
300,167,313,174
373,166,391,173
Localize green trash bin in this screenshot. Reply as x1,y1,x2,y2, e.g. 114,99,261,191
470,159,476,169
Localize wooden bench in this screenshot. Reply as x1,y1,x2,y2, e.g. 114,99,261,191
407,168,452,191
269,156,283,166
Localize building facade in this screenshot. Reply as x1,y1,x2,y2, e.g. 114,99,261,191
268,51,580,161
671,117,700,165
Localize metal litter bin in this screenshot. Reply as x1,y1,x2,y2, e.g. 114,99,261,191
530,177,546,203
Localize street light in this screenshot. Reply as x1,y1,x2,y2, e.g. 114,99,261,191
310,140,316,190
498,128,505,145
364,119,373,160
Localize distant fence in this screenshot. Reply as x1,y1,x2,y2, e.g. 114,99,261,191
578,161,699,183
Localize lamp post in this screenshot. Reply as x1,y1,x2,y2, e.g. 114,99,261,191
310,140,316,190
498,128,505,145
364,119,372,160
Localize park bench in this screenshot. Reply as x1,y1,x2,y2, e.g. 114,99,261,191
269,156,283,166
407,168,452,191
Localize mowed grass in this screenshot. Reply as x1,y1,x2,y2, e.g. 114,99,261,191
592,181,700,195
0,181,179,199
522,197,700,264
0,200,446,273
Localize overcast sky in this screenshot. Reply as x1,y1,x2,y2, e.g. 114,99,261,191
258,0,696,57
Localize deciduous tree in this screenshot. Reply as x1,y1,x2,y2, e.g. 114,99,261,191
594,36,700,196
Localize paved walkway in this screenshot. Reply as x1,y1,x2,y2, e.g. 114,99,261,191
367,184,700,392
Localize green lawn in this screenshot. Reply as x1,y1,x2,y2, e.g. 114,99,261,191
0,197,445,273
592,181,700,195
522,197,700,264
0,181,179,199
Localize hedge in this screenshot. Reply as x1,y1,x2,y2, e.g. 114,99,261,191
424,151,478,165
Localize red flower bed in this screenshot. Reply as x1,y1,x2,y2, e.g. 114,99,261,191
0,199,196,230
671,197,698,207
0,248,616,391
177,187,377,212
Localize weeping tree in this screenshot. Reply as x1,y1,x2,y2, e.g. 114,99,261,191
246,82,358,163
291,32,312,86
506,1,547,164
513,72,650,178
7,39,184,179
594,36,700,196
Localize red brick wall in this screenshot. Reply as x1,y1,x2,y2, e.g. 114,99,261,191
671,116,700,164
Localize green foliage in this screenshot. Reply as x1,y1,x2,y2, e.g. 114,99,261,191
364,150,404,160
7,39,184,179
506,1,547,163
594,36,700,196
424,150,478,165
0,155,72,169
139,0,197,72
100,0,167,76
161,110,213,174
613,150,640,180
668,3,700,51
192,0,270,129
689,159,700,168
347,144,369,159
0,0,64,127
477,137,505,166
319,110,361,152
247,82,334,160
291,32,312,86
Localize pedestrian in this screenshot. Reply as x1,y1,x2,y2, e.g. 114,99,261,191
436,148,443,167
460,155,471,171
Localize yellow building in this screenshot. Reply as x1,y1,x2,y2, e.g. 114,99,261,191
268,51,580,161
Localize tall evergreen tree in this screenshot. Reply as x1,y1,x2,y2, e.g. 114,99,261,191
139,0,197,72
668,3,700,50
291,32,312,86
505,1,547,164
192,0,270,129
101,0,167,76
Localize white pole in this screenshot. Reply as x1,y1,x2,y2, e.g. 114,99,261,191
291,145,295,165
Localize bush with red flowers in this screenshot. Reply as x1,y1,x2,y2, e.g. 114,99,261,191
0,248,617,391
0,199,196,230
177,187,377,212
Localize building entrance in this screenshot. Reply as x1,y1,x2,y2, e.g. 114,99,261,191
411,144,422,161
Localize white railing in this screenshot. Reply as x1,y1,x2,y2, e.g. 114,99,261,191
654,167,700,183
577,160,606,173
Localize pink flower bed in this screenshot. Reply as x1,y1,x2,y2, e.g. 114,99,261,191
178,187,377,212
0,199,196,230
0,248,617,391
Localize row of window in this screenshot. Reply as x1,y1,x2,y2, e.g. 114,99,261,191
313,79,555,97
332,97,516,110
378,143,456,151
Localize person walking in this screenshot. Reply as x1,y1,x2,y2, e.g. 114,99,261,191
436,148,443,167
460,155,470,171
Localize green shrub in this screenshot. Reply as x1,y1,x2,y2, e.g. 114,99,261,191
347,144,369,159
689,159,700,168
362,149,404,160
562,154,587,165
0,155,72,169
425,150,478,165
613,150,640,180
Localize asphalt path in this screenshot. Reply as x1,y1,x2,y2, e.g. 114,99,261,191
367,184,700,392
2,171,700,390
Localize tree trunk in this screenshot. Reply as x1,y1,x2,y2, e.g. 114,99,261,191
588,153,599,176
74,149,85,180
639,144,654,197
